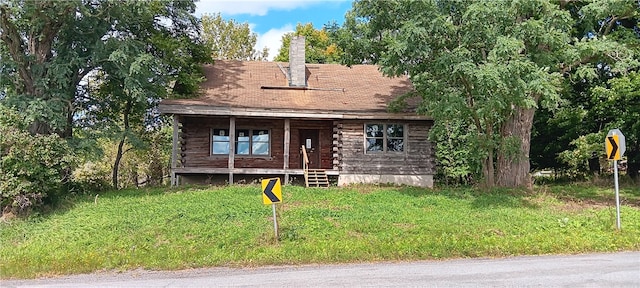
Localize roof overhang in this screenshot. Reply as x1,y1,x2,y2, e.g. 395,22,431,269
159,103,432,120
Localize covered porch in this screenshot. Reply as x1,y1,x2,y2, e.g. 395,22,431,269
168,112,339,187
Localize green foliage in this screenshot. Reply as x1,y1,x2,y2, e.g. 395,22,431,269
0,106,74,214
338,0,637,187
555,71,640,179
338,0,578,186
0,0,80,135
71,161,111,193
594,71,640,179
1,0,209,136
274,23,343,63
531,0,639,178
430,119,483,185
201,12,268,61
0,0,210,194
1,184,639,278
558,132,605,176
71,127,172,191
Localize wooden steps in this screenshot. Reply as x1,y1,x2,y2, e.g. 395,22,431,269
305,169,329,188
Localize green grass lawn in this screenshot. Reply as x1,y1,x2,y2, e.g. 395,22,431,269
1,184,639,279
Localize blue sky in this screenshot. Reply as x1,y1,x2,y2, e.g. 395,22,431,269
195,0,353,60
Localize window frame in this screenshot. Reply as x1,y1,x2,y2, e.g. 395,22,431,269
211,128,231,155
364,123,407,154
210,128,271,157
249,129,270,156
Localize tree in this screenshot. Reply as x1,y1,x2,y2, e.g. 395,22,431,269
73,2,210,189
0,0,207,137
531,0,639,180
1,0,211,190
201,13,268,61
590,72,640,180
338,0,637,188
0,1,79,136
274,23,342,63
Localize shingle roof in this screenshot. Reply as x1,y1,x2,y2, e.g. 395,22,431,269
160,60,419,115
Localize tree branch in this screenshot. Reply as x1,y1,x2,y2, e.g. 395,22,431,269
0,5,34,94
459,75,483,131
560,56,595,74
600,15,618,36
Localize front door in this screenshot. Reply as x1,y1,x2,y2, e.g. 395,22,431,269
299,129,320,169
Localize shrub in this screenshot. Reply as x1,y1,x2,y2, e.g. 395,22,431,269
71,161,112,193
0,107,74,215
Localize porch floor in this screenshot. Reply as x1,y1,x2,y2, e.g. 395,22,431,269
173,167,339,176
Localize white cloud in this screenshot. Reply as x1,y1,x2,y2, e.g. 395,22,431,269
255,24,294,61
195,0,322,16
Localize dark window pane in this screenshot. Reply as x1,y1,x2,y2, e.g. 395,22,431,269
387,138,404,152
366,138,384,152
366,124,384,137
387,124,404,138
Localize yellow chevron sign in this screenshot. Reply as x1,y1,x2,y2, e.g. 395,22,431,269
605,129,625,161
262,178,282,205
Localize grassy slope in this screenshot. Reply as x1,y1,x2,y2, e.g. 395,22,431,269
1,184,639,279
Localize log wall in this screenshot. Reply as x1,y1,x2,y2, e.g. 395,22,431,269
179,116,333,170
336,120,435,175
176,116,434,176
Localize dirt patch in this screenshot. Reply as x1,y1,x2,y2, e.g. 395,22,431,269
557,199,609,212
392,223,417,230
1,211,17,223
552,196,640,212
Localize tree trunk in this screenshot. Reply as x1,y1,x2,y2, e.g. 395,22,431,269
497,106,535,188
112,135,126,189
112,100,132,189
480,123,496,188
28,120,53,135
482,148,495,188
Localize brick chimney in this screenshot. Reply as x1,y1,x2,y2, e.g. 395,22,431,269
289,36,306,87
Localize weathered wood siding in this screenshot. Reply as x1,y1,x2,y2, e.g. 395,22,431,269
336,120,435,175
178,116,333,170
179,116,283,169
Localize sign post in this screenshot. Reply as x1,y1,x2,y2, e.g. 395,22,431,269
605,129,625,230
262,178,282,239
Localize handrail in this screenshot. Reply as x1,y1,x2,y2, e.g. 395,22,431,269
301,145,309,187
301,145,309,171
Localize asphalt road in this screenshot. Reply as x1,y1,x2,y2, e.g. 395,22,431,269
3,252,639,287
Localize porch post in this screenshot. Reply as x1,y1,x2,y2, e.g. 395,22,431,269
284,118,290,184
228,116,236,184
170,114,178,186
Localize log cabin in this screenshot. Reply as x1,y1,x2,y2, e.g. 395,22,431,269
159,36,435,188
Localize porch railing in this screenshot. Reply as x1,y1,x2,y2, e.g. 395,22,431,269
301,145,309,187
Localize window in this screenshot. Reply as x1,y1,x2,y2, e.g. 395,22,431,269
212,129,230,154
386,124,404,152
365,124,405,153
236,130,250,155
212,128,271,156
251,130,270,155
